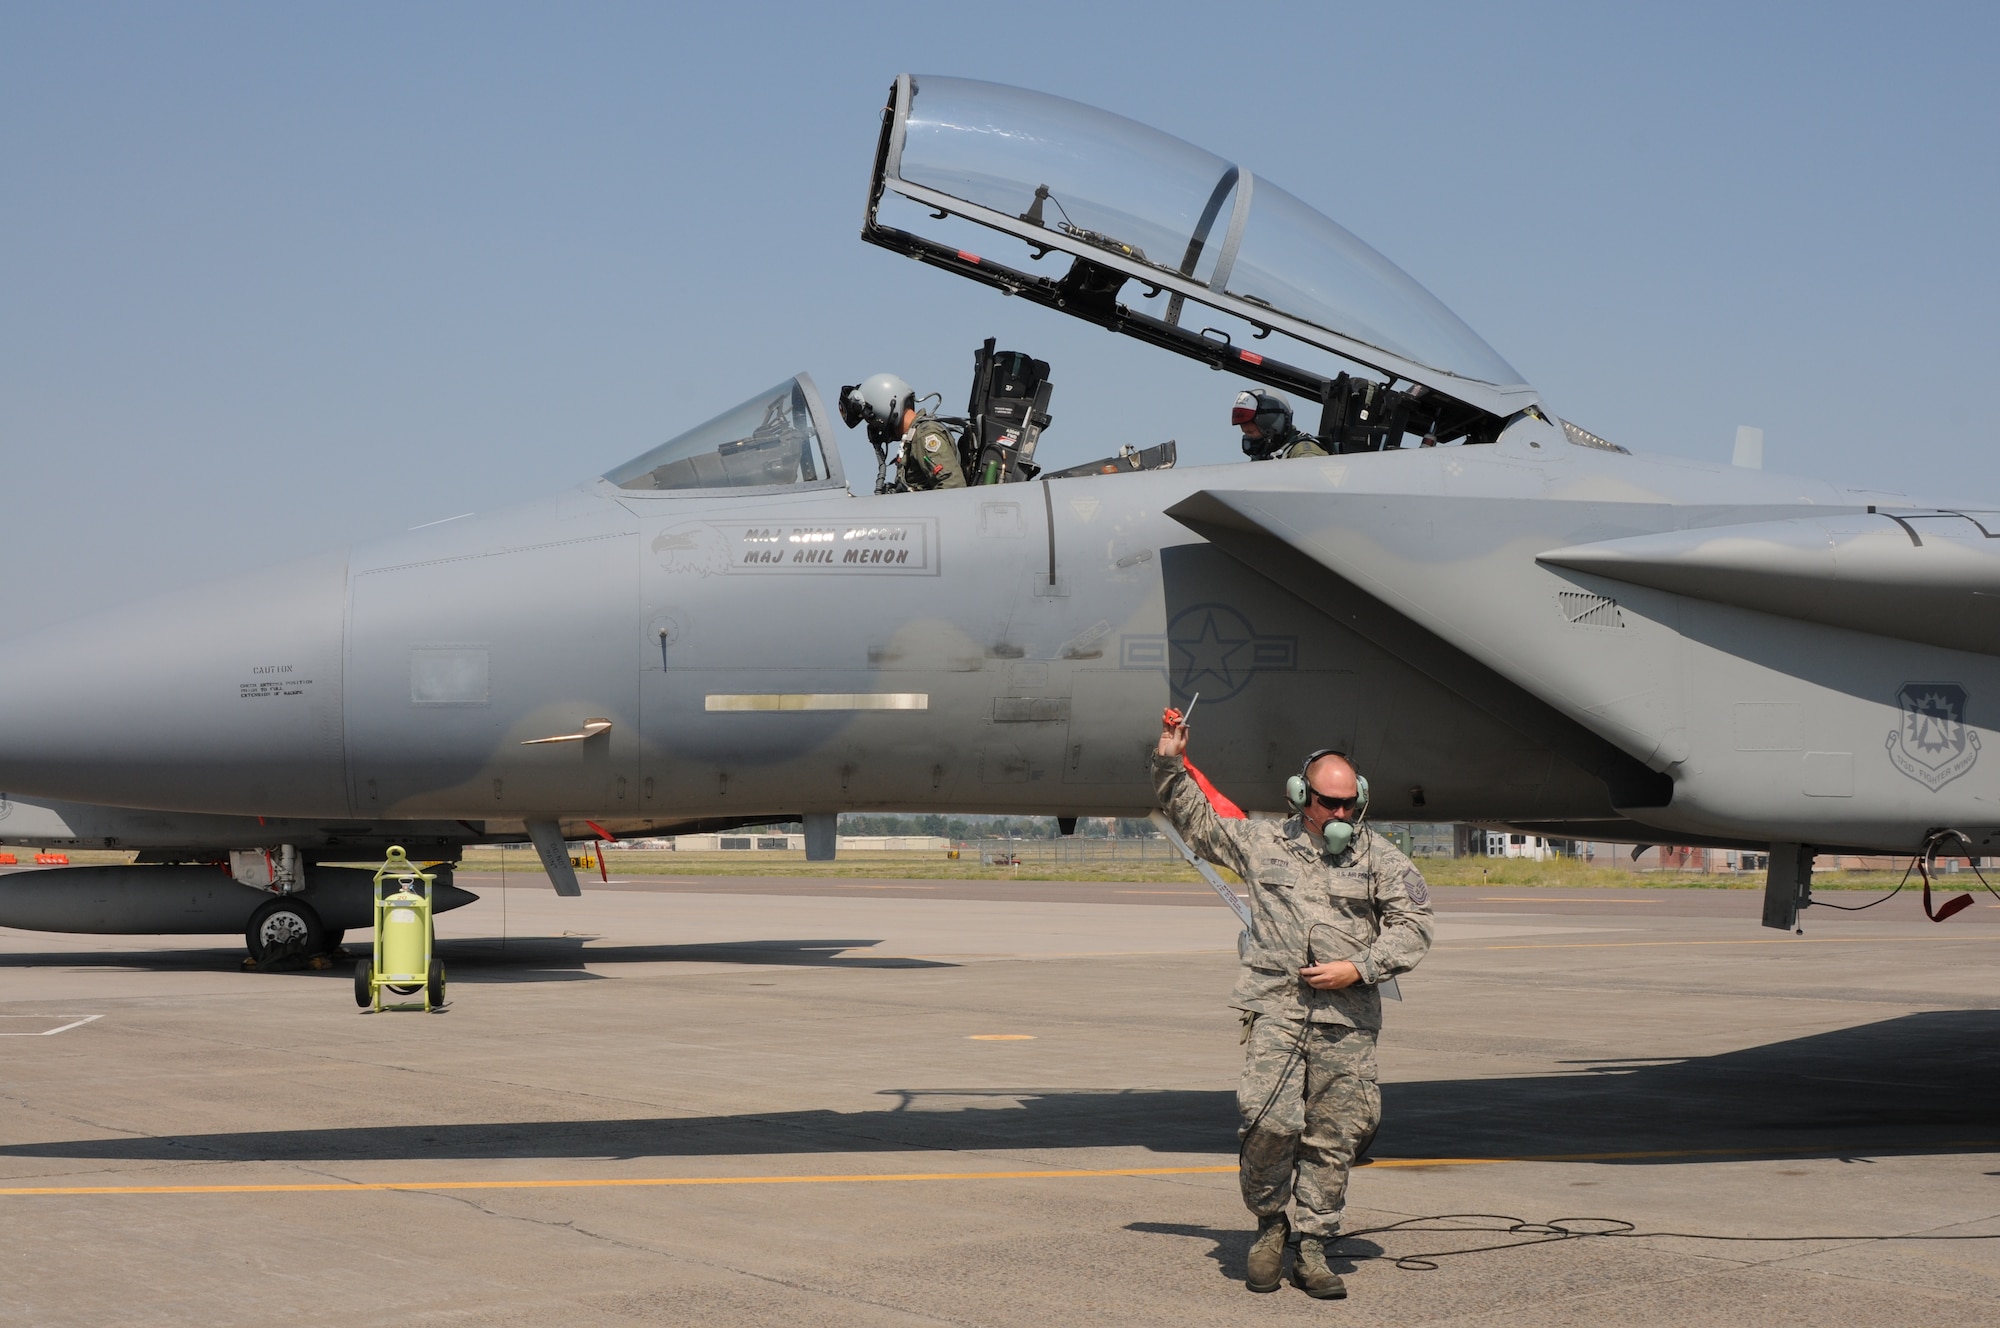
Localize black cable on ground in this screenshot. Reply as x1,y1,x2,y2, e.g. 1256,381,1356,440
1333,1213,2000,1273
1805,855,1916,912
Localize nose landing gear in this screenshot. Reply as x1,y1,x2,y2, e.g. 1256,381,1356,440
243,895,327,967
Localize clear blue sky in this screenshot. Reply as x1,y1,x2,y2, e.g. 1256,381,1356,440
3,2,1995,630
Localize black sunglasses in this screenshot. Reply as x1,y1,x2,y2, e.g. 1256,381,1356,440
1307,790,1361,813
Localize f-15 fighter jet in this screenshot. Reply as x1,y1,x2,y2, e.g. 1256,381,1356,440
2,75,1993,957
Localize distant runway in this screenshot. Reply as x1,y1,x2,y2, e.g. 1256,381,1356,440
3,877,1998,1325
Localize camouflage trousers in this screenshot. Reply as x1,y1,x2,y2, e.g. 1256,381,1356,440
1236,1014,1380,1237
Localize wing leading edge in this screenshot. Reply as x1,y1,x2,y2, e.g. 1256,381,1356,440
1538,510,2000,657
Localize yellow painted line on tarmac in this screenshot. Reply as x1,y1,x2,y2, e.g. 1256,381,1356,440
904,949,1232,961
1476,897,1662,904
1372,1138,2000,1166
11,1139,2000,1197
15,1136,2000,1200
0,1165,1236,1197
1474,934,2000,951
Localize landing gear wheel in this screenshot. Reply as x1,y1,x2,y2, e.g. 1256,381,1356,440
426,958,446,1010
354,958,373,1008
322,929,346,956
245,897,324,967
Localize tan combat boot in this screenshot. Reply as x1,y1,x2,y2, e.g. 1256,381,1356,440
1245,1213,1289,1292
1293,1236,1347,1299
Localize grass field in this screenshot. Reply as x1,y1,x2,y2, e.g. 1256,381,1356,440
462,846,1215,884
459,845,1930,892
0,845,1933,893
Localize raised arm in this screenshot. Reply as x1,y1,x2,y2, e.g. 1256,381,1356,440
1151,721,1251,879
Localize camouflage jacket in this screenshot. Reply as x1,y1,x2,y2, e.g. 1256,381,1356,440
901,414,966,490
1249,427,1329,461
1152,753,1434,1029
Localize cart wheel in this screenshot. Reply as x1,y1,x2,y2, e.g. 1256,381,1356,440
245,897,325,966
354,959,373,1008
426,959,446,1009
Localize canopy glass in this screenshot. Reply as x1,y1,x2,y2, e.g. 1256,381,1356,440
888,76,1526,395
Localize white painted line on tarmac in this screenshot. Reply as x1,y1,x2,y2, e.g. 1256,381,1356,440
0,1014,102,1037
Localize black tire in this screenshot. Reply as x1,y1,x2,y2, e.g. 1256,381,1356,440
354,958,373,1008
245,897,325,966
426,958,446,1010
322,929,346,955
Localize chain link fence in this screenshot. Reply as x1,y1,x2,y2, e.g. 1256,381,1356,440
957,836,1186,869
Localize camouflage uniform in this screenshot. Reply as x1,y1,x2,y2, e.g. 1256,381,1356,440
1246,424,1328,461
901,412,966,490
1152,752,1433,1237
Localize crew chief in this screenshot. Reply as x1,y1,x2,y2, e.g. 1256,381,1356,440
1153,723,1434,1300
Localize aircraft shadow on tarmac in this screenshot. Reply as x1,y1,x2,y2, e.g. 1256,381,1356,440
7,1010,1998,1167
0,936,953,978
439,935,956,978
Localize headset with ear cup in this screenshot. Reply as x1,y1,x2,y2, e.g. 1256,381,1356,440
1285,748,1369,855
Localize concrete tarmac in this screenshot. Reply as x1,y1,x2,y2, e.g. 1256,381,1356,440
3,872,2000,1325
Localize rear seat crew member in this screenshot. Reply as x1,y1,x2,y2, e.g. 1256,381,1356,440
1234,389,1327,460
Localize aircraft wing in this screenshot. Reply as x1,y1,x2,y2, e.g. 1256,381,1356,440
1537,508,2000,656
1164,488,1677,812
1170,489,2000,829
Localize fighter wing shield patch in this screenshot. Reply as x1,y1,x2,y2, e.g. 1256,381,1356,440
1886,682,1980,791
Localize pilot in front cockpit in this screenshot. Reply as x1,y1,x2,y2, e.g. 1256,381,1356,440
1234,390,1328,461
841,374,966,492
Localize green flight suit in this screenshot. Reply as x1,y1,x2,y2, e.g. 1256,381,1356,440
1276,432,1330,459
901,412,966,490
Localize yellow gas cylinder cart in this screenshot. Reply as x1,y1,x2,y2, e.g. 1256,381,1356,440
354,846,446,1011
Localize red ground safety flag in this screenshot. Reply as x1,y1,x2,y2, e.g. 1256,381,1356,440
1163,706,1246,819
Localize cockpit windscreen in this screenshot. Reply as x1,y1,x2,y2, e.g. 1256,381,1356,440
607,377,836,493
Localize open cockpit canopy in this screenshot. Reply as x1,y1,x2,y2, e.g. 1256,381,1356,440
606,374,846,495
867,75,1542,445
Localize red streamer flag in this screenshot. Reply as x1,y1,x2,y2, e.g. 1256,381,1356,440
1163,706,1246,820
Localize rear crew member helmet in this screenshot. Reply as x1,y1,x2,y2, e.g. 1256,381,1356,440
1233,389,1294,458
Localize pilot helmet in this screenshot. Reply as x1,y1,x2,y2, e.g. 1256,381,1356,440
841,374,916,445
1233,389,1293,457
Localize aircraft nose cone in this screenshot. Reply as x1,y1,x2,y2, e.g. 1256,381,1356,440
0,552,351,816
